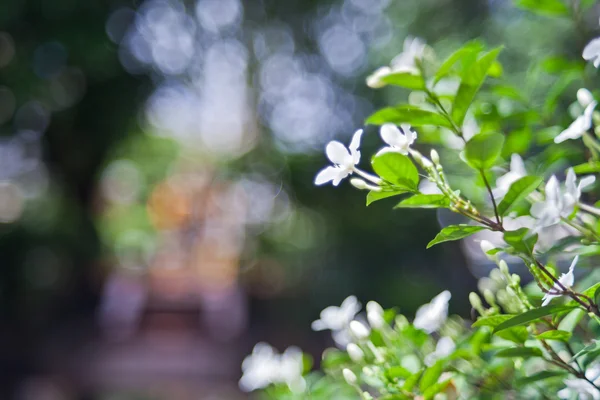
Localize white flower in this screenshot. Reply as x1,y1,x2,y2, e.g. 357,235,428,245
493,154,527,198
239,343,307,393
558,362,600,399
542,256,578,306
425,336,456,366
583,34,600,68
531,169,595,229
413,290,451,333
346,343,364,362
315,130,363,186
555,100,597,143
366,301,386,329
377,123,417,156
366,36,427,88
312,296,361,346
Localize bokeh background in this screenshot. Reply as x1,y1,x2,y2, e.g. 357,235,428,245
0,0,595,398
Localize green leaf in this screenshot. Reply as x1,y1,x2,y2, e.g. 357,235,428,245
403,370,423,391
372,153,419,191
497,176,543,216
535,330,572,342
495,346,543,358
573,161,600,174
572,341,600,360
385,366,413,380
367,190,408,206
494,305,578,333
423,379,452,400
321,348,351,369
516,370,568,386
434,41,484,83
464,132,505,169
419,361,443,393
452,48,502,127
497,326,529,343
395,194,450,209
472,314,514,328
427,224,486,249
381,72,426,90
515,0,570,16
503,228,538,255
366,105,453,128
541,56,585,74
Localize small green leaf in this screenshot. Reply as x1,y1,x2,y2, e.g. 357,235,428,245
503,228,538,255
497,176,543,216
385,366,413,380
497,326,529,343
516,370,568,386
495,346,543,358
472,314,514,328
452,48,502,127
573,162,600,174
434,41,484,83
427,224,486,249
321,348,351,369
572,341,600,360
423,379,452,400
515,0,570,17
366,105,453,128
535,330,572,342
372,153,419,191
381,72,426,90
494,305,578,333
419,361,443,393
464,132,505,169
367,190,409,206
403,370,423,391
395,194,450,209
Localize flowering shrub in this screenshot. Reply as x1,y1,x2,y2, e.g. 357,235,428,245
241,3,600,399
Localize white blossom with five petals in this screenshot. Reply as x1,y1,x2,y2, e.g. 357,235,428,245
315,130,363,186
542,256,578,306
311,295,361,346
413,290,451,333
377,123,417,156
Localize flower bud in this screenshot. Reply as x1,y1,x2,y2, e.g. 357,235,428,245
366,301,384,315
498,260,509,277
346,343,364,362
363,392,374,400
511,274,521,286
469,292,482,310
349,321,371,340
578,88,594,108
343,368,357,385
482,289,496,306
367,311,386,329
430,149,440,165
350,178,368,190
395,314,409,330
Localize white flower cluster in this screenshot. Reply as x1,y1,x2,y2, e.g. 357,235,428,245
239,342,306,392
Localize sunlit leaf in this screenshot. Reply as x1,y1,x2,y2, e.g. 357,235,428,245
434,40,484,83
381,72,426,90
515,0,570,17
420,361,443,393
472,314,514,328
366,105,453,128
372,153,419,191
497,176,543,216
516,370,567,386
572,341,600,360
535,330,572,342
452,47,502,127
395,194,450,209
503,228,538,255
497,326,529,343
573,162,600,174
464,132,505,169
427,224,487,248
494,305,578,332
367,190,409,206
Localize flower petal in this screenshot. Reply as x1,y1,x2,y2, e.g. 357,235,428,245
326,141,351,165
583,38,600,61
579,175,596,191
314,166,341,185
380,124,407,148
510,153,526,176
